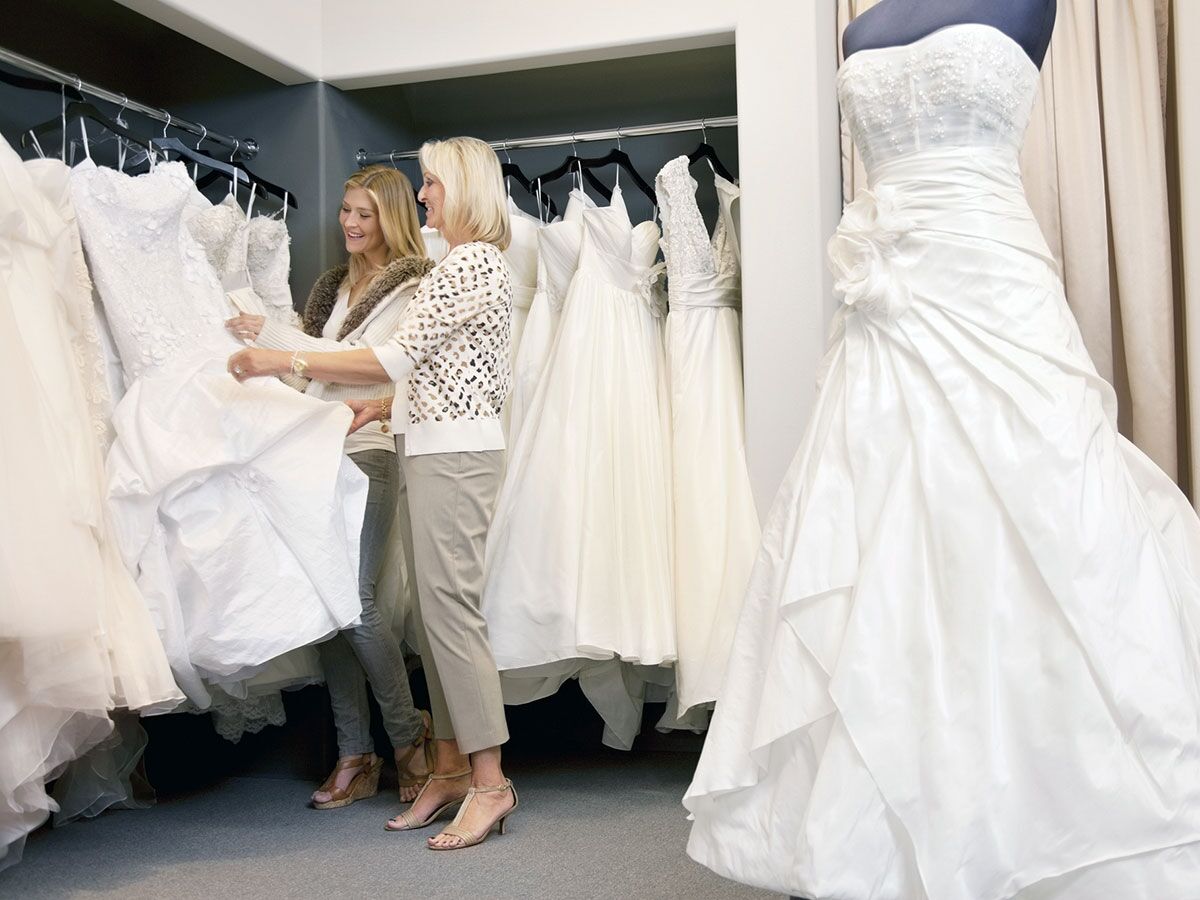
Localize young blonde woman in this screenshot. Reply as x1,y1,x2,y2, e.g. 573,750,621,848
225,165,437,810
228,137,516,851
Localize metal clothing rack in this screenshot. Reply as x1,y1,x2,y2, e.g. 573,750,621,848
355,115,737,166
0,46,258,160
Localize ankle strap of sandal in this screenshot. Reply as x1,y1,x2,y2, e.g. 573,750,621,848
468,778,513,794
430,768,472,781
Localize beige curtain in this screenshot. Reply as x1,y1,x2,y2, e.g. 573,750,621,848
1173,1,1200,500
837,0,1185,486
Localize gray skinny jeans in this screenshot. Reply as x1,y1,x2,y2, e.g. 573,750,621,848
317,448,425,757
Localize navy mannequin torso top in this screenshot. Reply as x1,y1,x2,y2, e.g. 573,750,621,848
842,0,1057,68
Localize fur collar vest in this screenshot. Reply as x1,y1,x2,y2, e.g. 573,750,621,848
301,255,435,341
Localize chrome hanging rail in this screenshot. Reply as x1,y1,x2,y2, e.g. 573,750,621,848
355,115,737,166
0,45,258,159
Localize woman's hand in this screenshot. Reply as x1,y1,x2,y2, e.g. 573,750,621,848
226,314,266,341
228,348,290,382
345,398,383,433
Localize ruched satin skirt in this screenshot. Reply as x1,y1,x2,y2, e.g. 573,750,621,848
685,148,1200,899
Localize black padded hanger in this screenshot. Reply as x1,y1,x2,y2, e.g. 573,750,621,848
22,100,152,155
501,160,559,219
531,153,613,202
576,147,657,205
687,142,736,183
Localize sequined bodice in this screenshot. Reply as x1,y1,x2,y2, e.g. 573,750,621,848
838,23,1039,174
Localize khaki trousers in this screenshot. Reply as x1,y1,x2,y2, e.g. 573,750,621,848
397,436,509,754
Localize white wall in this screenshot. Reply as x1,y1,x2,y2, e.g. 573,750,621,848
113,0,844,513
736,2,842,514
114,0,323,84
320,0,737,87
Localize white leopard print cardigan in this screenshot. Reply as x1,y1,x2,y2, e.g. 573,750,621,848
373,241,513,455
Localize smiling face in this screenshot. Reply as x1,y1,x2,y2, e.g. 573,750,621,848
418,170,446,232
339,187,386,259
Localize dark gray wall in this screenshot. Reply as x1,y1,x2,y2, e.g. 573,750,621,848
343,45,738,230
0,0,328,306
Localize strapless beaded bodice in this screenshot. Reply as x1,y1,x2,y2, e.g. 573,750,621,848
838,23,1040,175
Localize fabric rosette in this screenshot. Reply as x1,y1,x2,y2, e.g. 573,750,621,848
827,186,916,322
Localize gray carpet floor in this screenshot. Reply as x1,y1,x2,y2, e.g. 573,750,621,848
3,751,780,899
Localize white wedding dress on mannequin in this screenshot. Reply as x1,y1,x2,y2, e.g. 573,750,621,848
70,158,367,709
686,24,1200,899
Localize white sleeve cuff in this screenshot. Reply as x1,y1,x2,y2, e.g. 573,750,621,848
372,343,416,383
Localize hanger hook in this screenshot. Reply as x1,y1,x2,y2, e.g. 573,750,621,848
570,131,577,157
389,150,397,169
116,92,129,127
230,137,240,163
502,140,513,164
195,124,207,151
615,128,623,152
701,117,708,144
162,110,172,138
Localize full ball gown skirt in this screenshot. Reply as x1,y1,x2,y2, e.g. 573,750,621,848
69,159,368,706
685,24,1200,900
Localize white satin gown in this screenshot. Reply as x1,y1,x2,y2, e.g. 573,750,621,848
685,24,1200,900
483,185,676,750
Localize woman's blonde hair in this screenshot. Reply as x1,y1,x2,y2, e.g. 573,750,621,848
419,137,511,251
343,165,425,285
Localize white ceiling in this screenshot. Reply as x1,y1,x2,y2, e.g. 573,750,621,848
114,0,736,88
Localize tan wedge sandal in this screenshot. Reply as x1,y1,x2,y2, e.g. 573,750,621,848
428,779,518,850
384,768,472,832
310,753,383,810
395,711,434,801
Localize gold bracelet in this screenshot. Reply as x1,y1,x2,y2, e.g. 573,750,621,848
379,397,393,434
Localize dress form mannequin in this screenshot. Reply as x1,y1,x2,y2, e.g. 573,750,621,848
842,0,1056,68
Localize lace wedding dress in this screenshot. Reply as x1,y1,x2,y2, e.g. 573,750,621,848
685,24,1200,899
70,159,368,708
656,157,759,720
483,186,676,750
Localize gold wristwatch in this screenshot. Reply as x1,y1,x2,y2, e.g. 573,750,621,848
290,351,310,379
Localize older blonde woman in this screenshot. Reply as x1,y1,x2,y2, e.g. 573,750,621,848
229,137,516,851
226,165,436,811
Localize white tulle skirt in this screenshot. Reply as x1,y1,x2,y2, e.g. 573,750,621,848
685,150,1200,899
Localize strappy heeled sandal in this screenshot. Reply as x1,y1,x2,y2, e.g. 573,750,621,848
428,779,518,851
384,768,472,832
310,753,383,810
395,711,434,800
